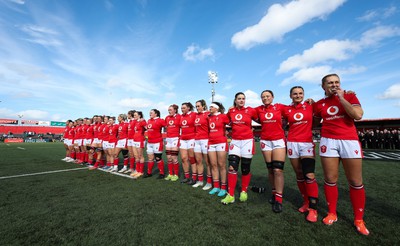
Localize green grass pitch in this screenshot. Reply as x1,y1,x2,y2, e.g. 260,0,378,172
0,142,399,245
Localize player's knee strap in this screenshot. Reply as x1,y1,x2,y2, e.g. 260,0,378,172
301,158,315,178
272,160,285,170
241,157,252,175
266,162,273,169
170,150,179,156
95,147,103,152
228,155,240,171
165,150,171,156
155,153,163,161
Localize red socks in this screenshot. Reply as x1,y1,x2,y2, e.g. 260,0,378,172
350,184,366,220
324,181,338,214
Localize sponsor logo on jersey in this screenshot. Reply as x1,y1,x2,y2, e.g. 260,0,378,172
327,106,339,115
182,120,187,126
235,114,243,121
294,112,304,121
148,124,152,129
169,120,174,125
210,122,216,129
265,112,273,120
195,118,200,123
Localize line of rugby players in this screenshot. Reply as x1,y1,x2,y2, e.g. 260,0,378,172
60,74,369,236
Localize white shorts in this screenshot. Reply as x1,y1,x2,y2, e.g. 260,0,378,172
127,139,134,147
147,141,163,154
287,141,315,158
194,139,208,154
92,138,101,144
229,139,254,158
74,139,83,146
319,137,363,158
180,139,195,150
64,139,73,146
84,139,93,146
133,140,145,148
108,142,116,149
116,139,127,148
260,139,286,151
208,142,228,152
102,141,109,150
165,137,179,148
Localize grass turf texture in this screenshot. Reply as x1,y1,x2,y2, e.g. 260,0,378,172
0,142,399,245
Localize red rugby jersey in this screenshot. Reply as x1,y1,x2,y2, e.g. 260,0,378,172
227,106,257,140
165,114,181,138
180,112,196,140
146,117,166,143
208,113,230,145
313,93,360,140
282,102,313,142
255,103,285,141
195,111,209,140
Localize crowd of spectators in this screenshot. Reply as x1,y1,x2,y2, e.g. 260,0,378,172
358,129,400,150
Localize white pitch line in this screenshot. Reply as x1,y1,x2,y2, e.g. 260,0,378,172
97,168,135,179
0,167,87,180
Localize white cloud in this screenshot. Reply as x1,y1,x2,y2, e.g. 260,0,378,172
9,0,25,4
243,90,260,107
211,93,227,103
231,0,346,50
183,44,215,62
359,25,400,48
4,62,49,80
19,24,62,47
378,84,400,99
357,6,397,22
281,66,333,86
278,40,359,73
278,25,400,77
118,98,154,108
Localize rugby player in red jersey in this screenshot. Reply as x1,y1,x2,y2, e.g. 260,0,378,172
313,74,369,236
282,86,319,221
255,90,287,213
107,117,119,172
193,99,210,188
131,111,147,178
221,92,258,205
207,102,230,197
179,102,197,184
61,120,73,162
164,104,181,182
73,118,85,164
126,110,136,174
113,114,129,173
83,117,94,165
89,116,105,170
143,109,166,179
100,116,112,171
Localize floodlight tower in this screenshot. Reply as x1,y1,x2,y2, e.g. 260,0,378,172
208,71,218,102
18,114,23,125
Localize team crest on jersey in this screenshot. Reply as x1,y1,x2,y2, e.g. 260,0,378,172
169,120,174,125
235,114,243,121
195,118,200,123
182,120,187,126
265,112,273,120
327,106,339,115
210,122,216,129
148,124,152,129
294,113,304,121
288,149,292,155
320,145,327,153
355,150,359,155
261,142,265,149
229,144,234,150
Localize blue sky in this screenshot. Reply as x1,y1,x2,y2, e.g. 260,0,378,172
0,0,399,122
